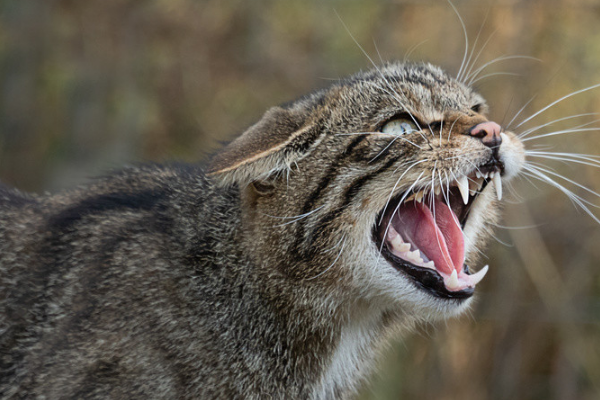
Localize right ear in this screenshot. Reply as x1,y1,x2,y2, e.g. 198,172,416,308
208,106,321,186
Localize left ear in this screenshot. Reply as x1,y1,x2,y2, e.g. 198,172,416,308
207,106,321,186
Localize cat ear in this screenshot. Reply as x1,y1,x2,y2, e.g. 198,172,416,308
208,106,319,186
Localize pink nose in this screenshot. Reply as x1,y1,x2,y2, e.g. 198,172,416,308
468,121,502,148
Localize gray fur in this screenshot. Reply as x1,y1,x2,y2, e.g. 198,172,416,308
0,62,524,399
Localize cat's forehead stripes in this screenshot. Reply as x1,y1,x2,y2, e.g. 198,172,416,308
335,62,485,123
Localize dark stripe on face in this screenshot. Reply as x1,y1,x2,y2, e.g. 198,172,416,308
299,135,366,217
301,154,403,259
292,135,367,258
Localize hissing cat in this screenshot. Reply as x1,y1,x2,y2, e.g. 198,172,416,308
0,62,525,399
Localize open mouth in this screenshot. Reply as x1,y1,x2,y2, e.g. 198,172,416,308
375,167,503,300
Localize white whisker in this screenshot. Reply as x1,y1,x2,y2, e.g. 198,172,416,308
506,95,537,130
470,72,519,85
525,150,600,168
519,113,598,138
306,236,347,280
466,55,539,86
516,83,600,128
525,163,600,201
521,124,600,142
448,0,469,83
521,168,600,224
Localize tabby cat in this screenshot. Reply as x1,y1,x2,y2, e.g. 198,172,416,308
0,62,525,399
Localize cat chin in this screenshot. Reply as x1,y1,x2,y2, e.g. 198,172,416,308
352,260,476,320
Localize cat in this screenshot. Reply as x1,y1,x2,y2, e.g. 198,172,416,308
0,61,526,399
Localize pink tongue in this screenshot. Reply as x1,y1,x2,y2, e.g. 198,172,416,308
393,200,465,275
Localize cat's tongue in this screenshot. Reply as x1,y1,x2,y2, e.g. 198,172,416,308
393,200,464,275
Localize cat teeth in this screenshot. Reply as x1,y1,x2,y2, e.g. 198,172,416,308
398,243,411,252
403,190,425,204
475,171,489,179
492,171,503,200
390,234,403,249
446,269,460,290
414,191,424,203
469,265,489,286
469,177,485,196
401,172,490,206
423,260,435,270
389,230,411,253
456,175,470,205
406,250,423,264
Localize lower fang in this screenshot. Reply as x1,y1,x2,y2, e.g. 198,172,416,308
469,265,489,286
446,269,460,290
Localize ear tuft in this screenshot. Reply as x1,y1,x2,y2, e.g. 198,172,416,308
208,106,319,186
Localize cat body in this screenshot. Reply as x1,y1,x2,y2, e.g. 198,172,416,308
0,62,525,399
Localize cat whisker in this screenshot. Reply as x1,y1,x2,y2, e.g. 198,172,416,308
334,131,425,150
465,55,539,86
506,95,537,130
463,28,497,84
524,162,600,202
506,181,526,202
489,222,543,230
306,236,347,280
334,11,424,134
438,113,445,143
427,123,437,138
521,124,600,142
447,116,460,141
261,205,326,226
380,171,426,254
369,136,405,163
460,7,491,84
488,230,513,248
521,167,600,225
403,39,429,63
516,83,600,128
379,163,427,226
518,113,598,138
448,0,470,83
366,81,426,136
470,72,520,85
525,150,600,169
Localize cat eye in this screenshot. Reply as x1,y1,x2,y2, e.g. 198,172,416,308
471,104,482,113
380,118,418,135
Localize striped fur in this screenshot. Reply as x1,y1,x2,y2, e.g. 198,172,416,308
0,62,524,399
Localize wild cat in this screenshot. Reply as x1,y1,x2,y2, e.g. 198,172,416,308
0,58,596,399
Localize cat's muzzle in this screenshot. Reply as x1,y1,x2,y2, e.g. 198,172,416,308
374,163,503,300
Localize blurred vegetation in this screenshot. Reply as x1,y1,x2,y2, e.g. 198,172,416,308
2,0,600,399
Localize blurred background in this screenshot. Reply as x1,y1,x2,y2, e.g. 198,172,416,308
1,0,600,399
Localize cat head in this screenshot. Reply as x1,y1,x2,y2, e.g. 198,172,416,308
208,62,525,320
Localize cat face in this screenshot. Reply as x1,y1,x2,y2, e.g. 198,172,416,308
210,62,525,319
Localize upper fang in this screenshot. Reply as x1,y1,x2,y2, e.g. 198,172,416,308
456,176,469,205
492,172,503,200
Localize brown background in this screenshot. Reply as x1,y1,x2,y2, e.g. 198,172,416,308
1,1,600,399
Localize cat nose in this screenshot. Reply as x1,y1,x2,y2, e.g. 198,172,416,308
468,121,502,149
